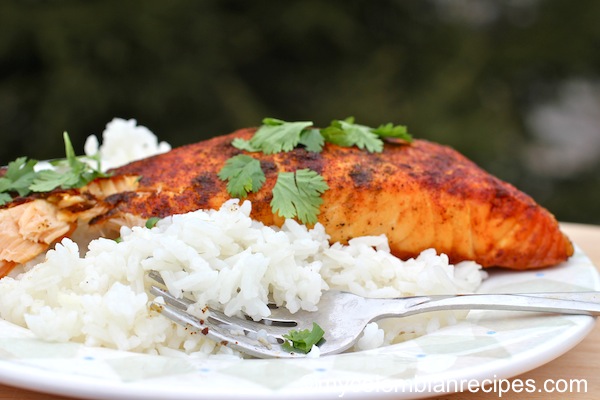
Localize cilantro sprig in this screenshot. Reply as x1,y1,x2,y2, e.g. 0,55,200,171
219,117,412,224
233,117,411,155
248,118,313,154
271,169,329,225
321,117,383,152
0,132,110,206
282,322,325,354
217,154,266,198
0,157,38,198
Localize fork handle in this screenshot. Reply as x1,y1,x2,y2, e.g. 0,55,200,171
376,292,600,318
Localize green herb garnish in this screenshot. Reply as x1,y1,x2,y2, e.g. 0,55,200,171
282,322,325,353
217,154,266,198
233,118,313,154
321,117,383,152
372,122,412,141
298,128,325,152
0,157,38,199
0,132,110,206
321,117,412,152
145,217,161,229
218,117,411,224
271,169,329,225
0,193,11,205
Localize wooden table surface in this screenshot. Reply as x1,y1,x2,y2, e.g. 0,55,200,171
0,222,598,400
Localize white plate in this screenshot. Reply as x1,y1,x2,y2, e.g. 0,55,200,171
0,247,597,400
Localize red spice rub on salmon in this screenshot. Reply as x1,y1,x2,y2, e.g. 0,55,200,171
96,128,574,269
0,128,573,277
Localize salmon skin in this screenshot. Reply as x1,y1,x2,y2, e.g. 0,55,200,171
87,128,573,270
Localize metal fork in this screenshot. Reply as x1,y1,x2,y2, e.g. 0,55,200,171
147,271,600,358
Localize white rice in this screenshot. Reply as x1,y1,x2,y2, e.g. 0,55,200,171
0,120,487,358
84,117,171,171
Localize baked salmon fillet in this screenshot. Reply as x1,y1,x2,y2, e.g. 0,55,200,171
97,128,572,269
0,127,573,275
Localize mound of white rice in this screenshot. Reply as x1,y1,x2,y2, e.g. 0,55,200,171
0,199,486,357
84,117,171,171
0,119,487,358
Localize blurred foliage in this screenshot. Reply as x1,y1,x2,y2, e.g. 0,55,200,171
0,0,599,223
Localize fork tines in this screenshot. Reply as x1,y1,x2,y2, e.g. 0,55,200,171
147,270,303,358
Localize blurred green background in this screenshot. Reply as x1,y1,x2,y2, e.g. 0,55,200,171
1,0,599,223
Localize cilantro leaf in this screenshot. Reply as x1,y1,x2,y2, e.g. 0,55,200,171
321,117,384,153
61,131,100,187
372,122,412,142
319,123,353,147
270,169,329,224
249,118,313,154
219,117,413,225
298,128,325,152
0,157,38,196
218,154,266,198
0,193,12,206
0,132,110,205
30,132,109,192
282,322,325,353
231,138,260,152
29,169,75,192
